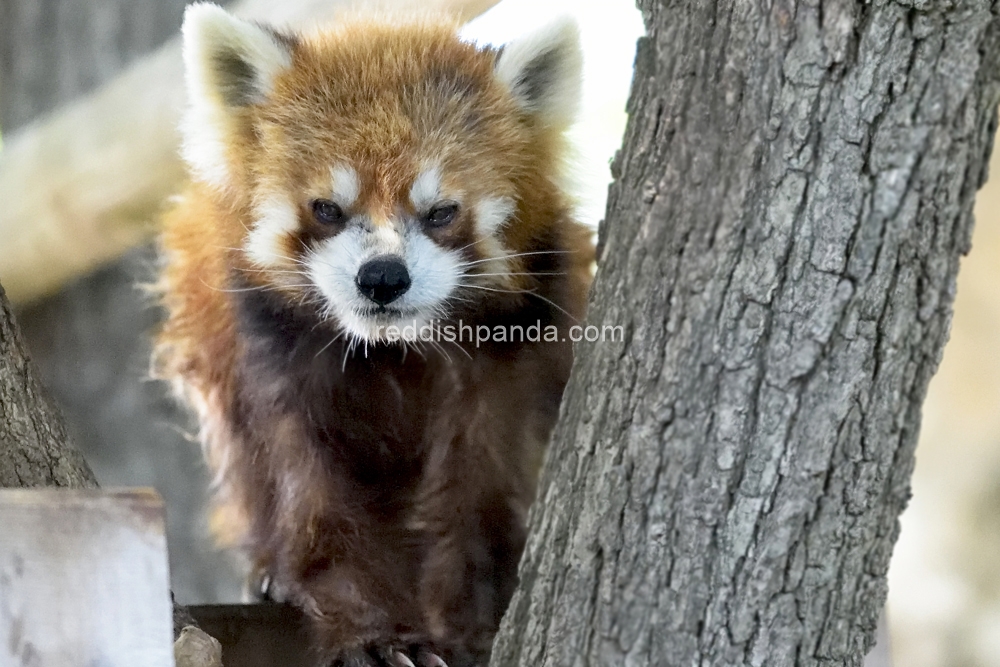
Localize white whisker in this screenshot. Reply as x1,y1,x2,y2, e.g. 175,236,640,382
456,283,579,323
464,272,567,277
314,333,344,359
455,250,573,269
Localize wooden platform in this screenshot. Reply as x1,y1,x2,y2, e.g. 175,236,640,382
190,603,312,667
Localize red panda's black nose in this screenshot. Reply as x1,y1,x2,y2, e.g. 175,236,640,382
356,256,411,306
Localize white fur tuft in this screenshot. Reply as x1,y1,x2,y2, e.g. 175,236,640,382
494,17,583,130
409,165,442,211
180,3,294,188
475,196,515,236
470,196,515,283
245,194,299,268
331,165,361,208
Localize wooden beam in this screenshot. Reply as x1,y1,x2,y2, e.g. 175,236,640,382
0,0,499,304
0,489,172,667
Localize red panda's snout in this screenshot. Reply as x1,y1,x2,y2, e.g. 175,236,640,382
301,195,466,342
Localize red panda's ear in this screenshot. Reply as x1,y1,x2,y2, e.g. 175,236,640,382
494,18,583,131
180,3,296,188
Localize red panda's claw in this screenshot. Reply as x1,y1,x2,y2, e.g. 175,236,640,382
416,651,448,667
392,651,417,667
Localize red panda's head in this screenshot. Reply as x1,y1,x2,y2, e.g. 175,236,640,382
181,4,582,343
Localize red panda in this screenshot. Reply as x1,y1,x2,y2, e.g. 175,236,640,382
154,4,593,666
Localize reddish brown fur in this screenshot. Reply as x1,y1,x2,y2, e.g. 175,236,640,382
155,15,592,666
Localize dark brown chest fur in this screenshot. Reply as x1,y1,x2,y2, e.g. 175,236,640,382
224,278,573,663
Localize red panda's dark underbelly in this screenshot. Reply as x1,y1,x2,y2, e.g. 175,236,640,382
217,281,573,663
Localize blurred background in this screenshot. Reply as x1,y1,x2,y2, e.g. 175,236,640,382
0,0,996,664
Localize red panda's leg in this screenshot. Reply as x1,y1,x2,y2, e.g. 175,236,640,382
417,472,529,665
291,517,457,667
248,416,438,665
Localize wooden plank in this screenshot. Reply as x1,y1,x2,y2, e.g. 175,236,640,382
189,604,312,667
0,488,172,667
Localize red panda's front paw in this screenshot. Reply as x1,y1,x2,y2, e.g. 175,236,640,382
329,644,448,667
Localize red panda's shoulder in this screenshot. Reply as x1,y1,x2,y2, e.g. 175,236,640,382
154,184,243,401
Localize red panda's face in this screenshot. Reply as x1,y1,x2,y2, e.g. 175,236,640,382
250,159,511,341
180,6,581,342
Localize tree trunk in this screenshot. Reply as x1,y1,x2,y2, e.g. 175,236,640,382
0,281,97,488
492,0,1000,665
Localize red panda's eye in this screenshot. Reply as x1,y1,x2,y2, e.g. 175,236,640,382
311,199,345,225
424,202,459,228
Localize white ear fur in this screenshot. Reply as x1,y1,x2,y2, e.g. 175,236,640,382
494,18,583,130
180,3,294,188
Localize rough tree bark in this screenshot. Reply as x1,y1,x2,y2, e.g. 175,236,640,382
0,282,97,489
492,0,1000,666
